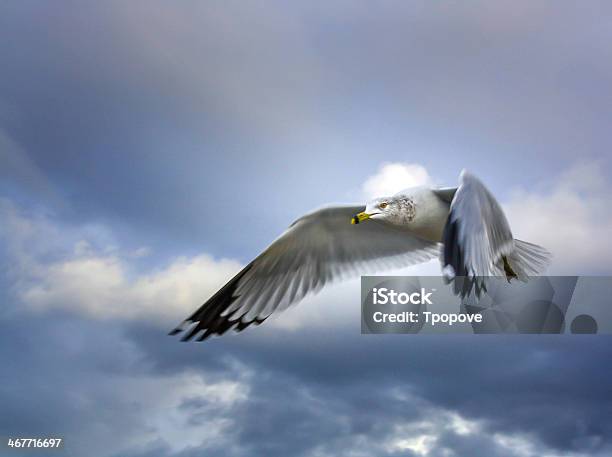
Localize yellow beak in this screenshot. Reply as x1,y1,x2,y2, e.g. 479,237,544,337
351,212,370,224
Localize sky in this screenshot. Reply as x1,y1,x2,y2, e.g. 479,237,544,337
1,1,612,456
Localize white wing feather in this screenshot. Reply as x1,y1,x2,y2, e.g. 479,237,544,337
448,171,514,277
442,170,550,297
173,204,439,340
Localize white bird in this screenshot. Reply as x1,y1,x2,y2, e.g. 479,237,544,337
170,170,550,341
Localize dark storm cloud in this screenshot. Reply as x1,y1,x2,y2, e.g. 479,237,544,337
128,323,612,455
0,314,145,456
1,312,611,457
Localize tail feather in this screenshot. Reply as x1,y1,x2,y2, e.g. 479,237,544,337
445,238,551,300
506,239,551,281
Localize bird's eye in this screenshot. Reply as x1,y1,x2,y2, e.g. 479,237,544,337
379,202,388,209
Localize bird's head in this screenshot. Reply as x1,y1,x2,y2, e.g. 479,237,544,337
351,197,394,224
351,194,418,226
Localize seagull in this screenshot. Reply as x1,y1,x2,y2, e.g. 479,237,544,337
170,170,550,341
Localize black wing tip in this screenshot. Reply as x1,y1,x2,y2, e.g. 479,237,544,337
169,262,261,342
169,315,269,342
168,326,185,336
168,319,194,337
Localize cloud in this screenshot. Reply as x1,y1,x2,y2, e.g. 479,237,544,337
2,170,612,457
0,313,254,457
362,162,433,199
3,1,611,256
1,3,612,456
3,311,610,457
0,200,240,324
504,162,612,274
22,252,241,322
4,160,611,330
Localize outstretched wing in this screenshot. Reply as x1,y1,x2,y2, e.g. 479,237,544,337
171,205,440,341
442,170,550,298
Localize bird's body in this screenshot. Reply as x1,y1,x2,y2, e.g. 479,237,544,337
171,170,550,341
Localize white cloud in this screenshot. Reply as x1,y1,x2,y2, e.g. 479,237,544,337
1,200,241,324
447,411,479,436
389,433,437,455
385,408,480,456
504,162,612,274
138,371,249,455
362,162,433,200
21,252,241,323
72,366,251,457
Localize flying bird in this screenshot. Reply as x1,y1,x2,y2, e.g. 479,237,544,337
170,170,550,341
